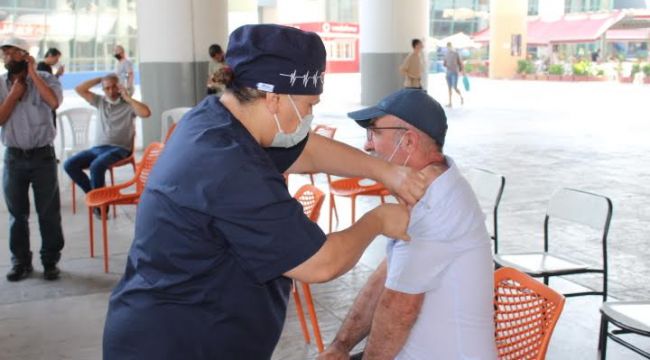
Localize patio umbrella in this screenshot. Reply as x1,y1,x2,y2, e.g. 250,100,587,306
440,32,480,49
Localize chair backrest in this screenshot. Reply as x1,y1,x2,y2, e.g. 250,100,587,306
160,107,191,141
466,168,505,252
546,188,612,231
135,142,165,194
59,107,95,150
494,267,566,360
313,124,337,139
294,184,326,222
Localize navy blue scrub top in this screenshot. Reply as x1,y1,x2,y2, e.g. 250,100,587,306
103,96,327,360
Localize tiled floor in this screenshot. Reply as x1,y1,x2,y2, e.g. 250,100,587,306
1,74,649,359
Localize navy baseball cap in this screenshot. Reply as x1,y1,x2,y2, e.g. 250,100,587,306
348,89,448,147
226,24,326,95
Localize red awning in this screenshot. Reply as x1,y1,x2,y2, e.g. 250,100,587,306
473,11,626,45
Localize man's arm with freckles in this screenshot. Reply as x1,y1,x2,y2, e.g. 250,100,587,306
362,289,424,360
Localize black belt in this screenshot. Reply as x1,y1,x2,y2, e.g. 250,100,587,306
6,145,54,158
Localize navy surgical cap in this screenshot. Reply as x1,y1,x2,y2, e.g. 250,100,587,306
226,24,327,95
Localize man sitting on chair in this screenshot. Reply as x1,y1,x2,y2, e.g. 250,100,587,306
319,89,496,360
64,74,151,213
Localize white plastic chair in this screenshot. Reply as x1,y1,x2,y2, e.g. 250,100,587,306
598,300,650,359
58,108,96,212
466,168,505,253
160,107,191,141
59,107,95,161
494,188,613,302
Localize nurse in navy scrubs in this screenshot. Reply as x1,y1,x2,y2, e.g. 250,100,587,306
103,24,427,359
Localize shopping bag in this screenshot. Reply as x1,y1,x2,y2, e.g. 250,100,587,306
462,74,470,91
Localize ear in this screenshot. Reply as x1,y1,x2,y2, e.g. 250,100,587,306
405,130,419,151
264,92,281,114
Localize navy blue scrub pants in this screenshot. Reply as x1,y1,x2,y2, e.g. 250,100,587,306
64,145,130,193
3,146,65,267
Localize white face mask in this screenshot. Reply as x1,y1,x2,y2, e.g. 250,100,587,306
270,95,313,148
386,132,411,166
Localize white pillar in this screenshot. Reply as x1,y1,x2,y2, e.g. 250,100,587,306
136,0,228,145
359,0,429,105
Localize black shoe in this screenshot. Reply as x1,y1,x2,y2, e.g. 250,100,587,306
43,264,60,281
6,264,33,282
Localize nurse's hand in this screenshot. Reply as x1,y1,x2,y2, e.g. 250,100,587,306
380,164,427,206
373,204,410,241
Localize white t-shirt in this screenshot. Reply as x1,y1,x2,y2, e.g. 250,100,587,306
385,157,497,360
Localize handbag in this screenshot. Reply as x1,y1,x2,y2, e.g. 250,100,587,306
462,74,470,91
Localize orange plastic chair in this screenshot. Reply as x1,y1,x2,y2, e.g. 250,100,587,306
71,136,137,217
85,142,165,273
494,267,566,360
328,177,389,232
163,122,177,143
292,184,326,352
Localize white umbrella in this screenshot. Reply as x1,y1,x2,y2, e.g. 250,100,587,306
439,32,480,49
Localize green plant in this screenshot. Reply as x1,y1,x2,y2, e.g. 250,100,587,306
477,63,488,73
516,59,535,75
597,69,605,76
464,63,475,73
631,63,641,76
642,64,650,76
548,64,564,75
572,60,591,76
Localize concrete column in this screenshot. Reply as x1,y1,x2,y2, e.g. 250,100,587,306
359,0,429,105
136,0,228,146
489,0,528,79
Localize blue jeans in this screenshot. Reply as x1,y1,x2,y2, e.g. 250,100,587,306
64,145,130,193
3,146,65,266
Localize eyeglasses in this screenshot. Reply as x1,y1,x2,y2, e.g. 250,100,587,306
366,126,407,141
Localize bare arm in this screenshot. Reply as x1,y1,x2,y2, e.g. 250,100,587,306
287,134,427,205
75,77,102,104
0,80,27,125
27,56,60,110
363,289,424,359
120,86,151,118
284,205,409,284
319,261,388,359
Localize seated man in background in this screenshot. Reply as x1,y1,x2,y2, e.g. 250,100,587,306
64,74,151,214
319,89,497,360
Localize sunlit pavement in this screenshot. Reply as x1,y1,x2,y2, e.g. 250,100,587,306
0,74,649,359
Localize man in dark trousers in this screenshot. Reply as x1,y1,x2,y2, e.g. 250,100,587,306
0,37,65,281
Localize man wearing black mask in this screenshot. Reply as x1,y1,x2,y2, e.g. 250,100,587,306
113,45,134,95
0,37,65,281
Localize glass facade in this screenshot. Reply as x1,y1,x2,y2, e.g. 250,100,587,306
0,0,137,74
429,0,489,38
326,0,358,23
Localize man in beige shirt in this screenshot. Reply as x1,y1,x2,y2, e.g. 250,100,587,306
399,39,424,89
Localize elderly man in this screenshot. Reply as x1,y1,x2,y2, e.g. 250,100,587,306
64,74,150,215
320,89,497,359
0,38,64,281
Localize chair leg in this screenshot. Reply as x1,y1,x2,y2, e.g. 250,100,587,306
101,205,109,273
597,315,608,360
302,282,324,352
309,174,315,185
293,281,311,344
351,195,357,224
110,169,116,219
72,181,76,214
88,206,94,258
